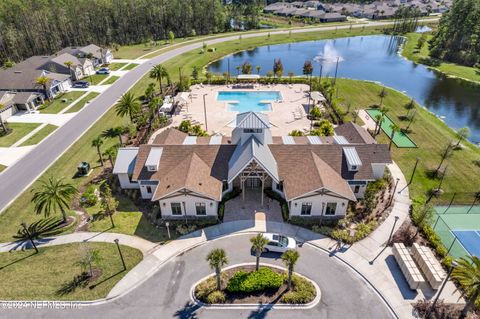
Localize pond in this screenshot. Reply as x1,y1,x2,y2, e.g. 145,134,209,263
207,35,480,144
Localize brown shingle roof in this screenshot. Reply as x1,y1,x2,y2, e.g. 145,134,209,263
334,122,376,144
152,128,188,145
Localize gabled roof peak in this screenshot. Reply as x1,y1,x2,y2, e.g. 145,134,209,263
235,112,271,129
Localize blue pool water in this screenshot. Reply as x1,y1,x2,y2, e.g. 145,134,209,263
216,91,281,112
453,230,480,257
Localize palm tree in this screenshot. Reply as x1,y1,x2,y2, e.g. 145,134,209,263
31,177,78,223
288,71,294,83
92,136,104,166
206,248,228,291
250,233,269,271
373,114,382,136
452,256,480,319
149,64,168,94
115,92,140,123
256,66,261,74
389,124,400,151
455,127,471,148
378,87,388,107
111,126,125,146
104,146,117,167
35,76,52,100
281,249,300,290
206,72,212,85
235,66,241,75
64,61,74,79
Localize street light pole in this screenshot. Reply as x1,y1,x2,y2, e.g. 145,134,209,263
114,239,126,270
21,222,38,253
388,178,401,207
203,93,208,132
425,261,458,319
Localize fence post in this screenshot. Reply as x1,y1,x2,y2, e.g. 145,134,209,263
444,192,456,214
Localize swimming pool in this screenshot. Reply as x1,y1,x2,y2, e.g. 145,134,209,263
216,91,281,112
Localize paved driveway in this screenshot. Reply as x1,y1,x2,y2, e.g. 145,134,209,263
0,234,394,319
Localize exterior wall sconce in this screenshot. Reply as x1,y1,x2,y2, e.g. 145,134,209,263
294,202,297,207
210,202,213,207
162,202,166,207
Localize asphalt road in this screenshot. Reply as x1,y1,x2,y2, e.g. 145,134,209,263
0,234,395,319
0,19,424,214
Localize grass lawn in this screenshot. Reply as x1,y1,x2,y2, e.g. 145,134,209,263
123,63,139,70
102,76,120,85
334,78,480,200
19,124,58,146
130,25,388,96
107,62,127,71
0,123,41,147
86,196,175,243
38,92,85,114
0,164,6,173
65,92,100,113
402,33,480,84
87,74,108,85
0,242,142,300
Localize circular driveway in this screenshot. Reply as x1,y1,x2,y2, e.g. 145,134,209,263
3,234,394,319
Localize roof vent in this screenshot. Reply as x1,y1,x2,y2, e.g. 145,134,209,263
14,71,22,74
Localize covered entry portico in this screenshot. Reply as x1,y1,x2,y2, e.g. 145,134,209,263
235,159,274,207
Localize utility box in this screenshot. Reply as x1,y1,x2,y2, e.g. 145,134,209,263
77,162,90,176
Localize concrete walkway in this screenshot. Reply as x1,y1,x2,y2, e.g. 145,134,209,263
0,231,157,256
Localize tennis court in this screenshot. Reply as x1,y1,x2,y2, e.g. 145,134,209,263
452,231,480,257
366,109,417,148
433,205,480,259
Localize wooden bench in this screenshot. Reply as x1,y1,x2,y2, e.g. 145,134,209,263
392,243,425,290
412,243,446,289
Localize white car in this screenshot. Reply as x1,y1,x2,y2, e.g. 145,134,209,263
262,233,297,253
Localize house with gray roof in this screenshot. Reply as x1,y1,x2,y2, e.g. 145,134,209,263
57,44,113,66
113,112,391,219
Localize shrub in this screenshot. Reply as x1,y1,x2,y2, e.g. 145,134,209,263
281,275,316,304
195,276,216,301
289,216,339,227
331,221,378,244
264,188,289,221
226,268,283,293
176,224,197,235
81,185,98,207
218,188,242,221
311,225,333,236
206,290,225,303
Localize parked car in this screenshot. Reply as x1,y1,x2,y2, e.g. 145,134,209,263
96,67,110,74
72,81,90,88
262,233,296,253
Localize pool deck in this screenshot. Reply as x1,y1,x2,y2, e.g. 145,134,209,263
170,84,313,136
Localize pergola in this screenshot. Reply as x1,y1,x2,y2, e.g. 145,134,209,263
237,74,261,82
311,91,327,104
238,160,269,206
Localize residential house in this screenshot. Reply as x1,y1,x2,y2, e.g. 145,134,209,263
114,112,392,219
58,44,114,67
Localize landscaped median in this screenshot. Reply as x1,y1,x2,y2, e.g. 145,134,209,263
192,263,320,308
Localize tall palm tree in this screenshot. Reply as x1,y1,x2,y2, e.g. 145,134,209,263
0,103,8,133
256,66,261,74
378,87,388,107
452,256,480,319
111,126,125,146
250,233,269,271
35,76,52,101
281,250,300,290
92,136,104,166
206,248,228,291
115,92,140,123
373,114,382,136
389,124,400,151
31,177,78,223
64,61,74,79
149,64,168,94
104,146,117,167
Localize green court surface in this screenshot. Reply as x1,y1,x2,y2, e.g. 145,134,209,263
366,109,417,148
432,205,480,259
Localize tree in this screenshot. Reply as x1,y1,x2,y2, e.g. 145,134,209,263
452,256,480,319
150,64,168,94
144,83,156,102
266,70,273,79
411,203,433,238
35,76,52,100
273,58,283,78
288,71,294,83
235,66,241,75
0,104,8,133
168,31,175,44
250,233,269,271
281,250,300,290
456,127,471,147
116,92,140,123
310,106,322,119
206,248,228,291
178,75,190,91
435,143,453,176
191,66,199,80
303,60,313,78
352,110,359,123
388,124,400,150
205,72,212,85
104,146,117,167
92,136,104,166
312,120,334,136
31,177,78,223
404,99,415,117
110,126,126,146
75,244,102,278
289,130,304,136
255,65,261,74
374,114,383,136
178,120,192,133
241,62,252,74
100,184,118,228
378,87,388,107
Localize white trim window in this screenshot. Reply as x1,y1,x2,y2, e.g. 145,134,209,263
300,202,312,215
195,202,206,216
325,202,337,216
171,202,182,215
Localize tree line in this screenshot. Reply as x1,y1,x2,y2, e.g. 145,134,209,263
0,0,264,63
429,0,480,67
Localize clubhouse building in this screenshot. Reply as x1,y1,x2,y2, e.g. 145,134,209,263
113,112,391,219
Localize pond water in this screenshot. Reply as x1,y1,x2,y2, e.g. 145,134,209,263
208,35,480,143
